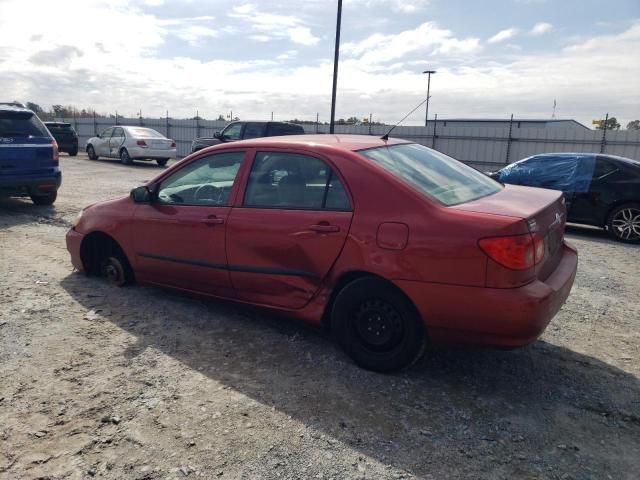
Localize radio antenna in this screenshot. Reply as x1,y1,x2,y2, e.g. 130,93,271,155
381,97,429,141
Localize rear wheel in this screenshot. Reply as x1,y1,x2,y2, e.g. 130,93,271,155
156,158,169,167
87,145,98,160
31,191,57,206
331,277,426,373
120,148,133,165
608,203,640,243
68,148,78,157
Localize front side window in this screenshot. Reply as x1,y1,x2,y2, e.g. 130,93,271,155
359,143,501,206
158,151,244,206
221,123,242,141
100,128,114,138
244,152,350,210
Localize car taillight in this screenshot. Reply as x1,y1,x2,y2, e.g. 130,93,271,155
52,139,59,164
171,141,176,148
479,233,545,270
137,140,147,147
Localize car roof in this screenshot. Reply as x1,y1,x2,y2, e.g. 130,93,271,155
528,152,639,166
230,134,410,152
44,121,71,126
0,104,34,114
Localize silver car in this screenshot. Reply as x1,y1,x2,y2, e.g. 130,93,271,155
86,126,176,167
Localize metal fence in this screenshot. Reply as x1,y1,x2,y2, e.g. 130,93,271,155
61,115,640,170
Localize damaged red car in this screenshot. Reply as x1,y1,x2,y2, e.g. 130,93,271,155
66,135,578,372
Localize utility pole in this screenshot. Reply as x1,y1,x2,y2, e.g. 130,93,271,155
423,70,436,127
329,0,343,134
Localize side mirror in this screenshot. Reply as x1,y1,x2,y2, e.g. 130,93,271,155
213,131,221,139
130,185,151,203
96,134,101,138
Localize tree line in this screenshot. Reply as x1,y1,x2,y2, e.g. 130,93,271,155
17,102,640,130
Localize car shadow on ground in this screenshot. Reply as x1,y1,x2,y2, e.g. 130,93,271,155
0,197,63,230
59,274,640,478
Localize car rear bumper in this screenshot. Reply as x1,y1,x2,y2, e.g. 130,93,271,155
128,146,176,159
395,242,578,347
0,171,62,197
57,140,78,151
66,228,85,272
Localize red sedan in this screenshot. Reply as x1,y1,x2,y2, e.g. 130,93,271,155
66,135,578,372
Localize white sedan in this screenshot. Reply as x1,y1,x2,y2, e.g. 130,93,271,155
86,126,176,167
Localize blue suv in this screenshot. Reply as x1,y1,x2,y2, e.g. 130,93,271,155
0,104,61,205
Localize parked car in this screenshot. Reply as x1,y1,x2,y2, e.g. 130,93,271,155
490,153,640,243
191,121,304,152
86,126,176,166
44,122,79,156
0,104,60,205
66,135,577,372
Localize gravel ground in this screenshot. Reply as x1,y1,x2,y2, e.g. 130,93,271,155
1,154,639,480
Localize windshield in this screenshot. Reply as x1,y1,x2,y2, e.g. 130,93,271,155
0,111,50,137
358,143,502,206
127,127,165,138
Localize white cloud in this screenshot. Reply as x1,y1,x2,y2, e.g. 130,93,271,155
229,4,319,46
530,22,553,35
343,22,481,67
488,28,518,44
347,0,430,13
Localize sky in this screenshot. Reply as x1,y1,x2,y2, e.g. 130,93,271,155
0,0,639,126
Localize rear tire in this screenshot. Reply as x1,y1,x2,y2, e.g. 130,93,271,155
120,148,133,165
68,148,78,157
156,158,169,167
87,145,98,160
607,203,640,243
31,191,57,206
331,277,426,373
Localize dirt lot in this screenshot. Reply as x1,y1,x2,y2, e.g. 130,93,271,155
1,153,639,480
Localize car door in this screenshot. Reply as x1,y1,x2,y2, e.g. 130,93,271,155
95,127,114,156
568,156,617,225
109,127,126,157
131,150,247,297
226,150,353,309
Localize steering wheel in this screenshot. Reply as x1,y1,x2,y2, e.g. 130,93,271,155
194,184,222,203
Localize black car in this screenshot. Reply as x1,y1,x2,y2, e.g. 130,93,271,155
191,121,304,152
491,153,640,243
44,122,78,156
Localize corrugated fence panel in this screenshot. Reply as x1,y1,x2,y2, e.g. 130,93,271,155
61,117,640,165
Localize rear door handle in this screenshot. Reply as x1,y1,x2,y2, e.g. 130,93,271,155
309,223,340,233
203,216,224,226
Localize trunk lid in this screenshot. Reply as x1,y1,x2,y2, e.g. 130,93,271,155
453,184,567,281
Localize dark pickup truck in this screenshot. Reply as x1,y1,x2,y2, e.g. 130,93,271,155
191,121,304,153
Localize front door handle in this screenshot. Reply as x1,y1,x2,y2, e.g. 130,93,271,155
310,223,340,233
203,216,224,226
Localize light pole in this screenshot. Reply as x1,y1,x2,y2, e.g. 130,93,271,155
329,0,343,134
423,70,436,127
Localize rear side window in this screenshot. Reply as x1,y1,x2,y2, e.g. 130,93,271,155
359,143,501,206
244,152,351,210
0,111,49,137
266,123,304,136
593,159,617,179
243,123,265,139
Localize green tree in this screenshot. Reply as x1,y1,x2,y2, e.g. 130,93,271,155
26,102,43,113
594,117,621,130
627,120,640,130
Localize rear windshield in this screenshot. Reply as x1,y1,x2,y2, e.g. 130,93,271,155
358,143,502,206
126,127,165,138
45,123,75,132
0,111,50,137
